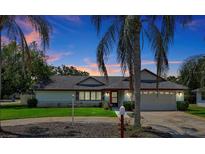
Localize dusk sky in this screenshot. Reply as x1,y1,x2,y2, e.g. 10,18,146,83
3,15,205,76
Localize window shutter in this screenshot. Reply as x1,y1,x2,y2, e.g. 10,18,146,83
76,91,79,101
102,92,105,101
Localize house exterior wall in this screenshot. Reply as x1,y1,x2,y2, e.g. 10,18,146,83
35,90,102,107
35,90,182,110
176,91,184,101
196,91,205,107
35,91,76,107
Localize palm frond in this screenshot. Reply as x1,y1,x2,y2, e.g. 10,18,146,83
26,16,52,50
96,23,117,78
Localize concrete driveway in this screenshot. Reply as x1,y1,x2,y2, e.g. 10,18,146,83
140,111,205,137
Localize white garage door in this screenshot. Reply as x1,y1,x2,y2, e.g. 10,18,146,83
35,91,75,106
141,93,176,111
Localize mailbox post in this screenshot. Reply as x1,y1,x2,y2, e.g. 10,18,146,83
72,94,75,125
119,106,125,138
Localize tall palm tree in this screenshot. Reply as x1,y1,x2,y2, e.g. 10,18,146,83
92,15,191,128
0,15,51,131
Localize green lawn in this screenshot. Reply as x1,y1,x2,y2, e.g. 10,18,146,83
186,104,205,118
0,105,116,120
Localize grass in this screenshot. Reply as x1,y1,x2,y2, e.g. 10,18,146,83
0,104,116,120
186,104,205,118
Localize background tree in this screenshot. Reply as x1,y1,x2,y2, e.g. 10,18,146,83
178,54,205,103
167,76,179,83
92,15,191,128
51,65,89,76
0,15,51,99
179,54,205,90
1,41,52,98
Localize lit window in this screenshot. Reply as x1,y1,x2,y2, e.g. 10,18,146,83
149,91,153,94
85,91,90,100
91,92,96,100
79,92,85,100
143,91,148,94
79,91,102,101
165,92,169,95
96,92,102,100
160,91,164,94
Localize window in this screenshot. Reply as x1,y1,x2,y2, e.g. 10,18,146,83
85,92,90,100
96,92,101,100
91,92,96,100
78,91,102,101
111,92,118,103
202,92,205,100
79,92,85,100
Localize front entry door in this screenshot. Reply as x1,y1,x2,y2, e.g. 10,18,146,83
110,91,118,107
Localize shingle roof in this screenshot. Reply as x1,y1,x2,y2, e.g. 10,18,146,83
35,69,188,91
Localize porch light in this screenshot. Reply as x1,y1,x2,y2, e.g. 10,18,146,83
126,92,131,97
177,92,182,96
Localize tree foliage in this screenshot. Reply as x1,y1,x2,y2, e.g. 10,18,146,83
50,65,89,76
1,42,52,98
178,54,205,90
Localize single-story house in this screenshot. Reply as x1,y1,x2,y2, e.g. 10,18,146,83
35,69,188,111
192,88,205,107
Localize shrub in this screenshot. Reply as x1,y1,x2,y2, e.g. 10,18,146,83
27,98,38,108
103,101,111,110
177,101,189,111
99,102,103,107
123,101,134,111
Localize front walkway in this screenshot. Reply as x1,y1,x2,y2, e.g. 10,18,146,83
1,117,118,127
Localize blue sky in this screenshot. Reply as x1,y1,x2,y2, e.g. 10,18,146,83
6,15,205,76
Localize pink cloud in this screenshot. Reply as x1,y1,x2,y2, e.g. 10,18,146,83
25,31,41,44
2,36,9,44
66,58,122,76
16,18,33,32
185,19,205,30
46,52,73,63
63,16,81,23
142,60,183,65
67,58,183,76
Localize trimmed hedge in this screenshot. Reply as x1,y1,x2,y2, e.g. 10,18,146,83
123,101,134,111
27,98,38,108
177,101,189,111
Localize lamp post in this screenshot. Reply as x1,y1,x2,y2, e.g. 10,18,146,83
72,94,75,125
119,105,125,138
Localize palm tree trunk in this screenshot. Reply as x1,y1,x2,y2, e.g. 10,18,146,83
0,29,2,131
133,16,141,128
0,30,2,100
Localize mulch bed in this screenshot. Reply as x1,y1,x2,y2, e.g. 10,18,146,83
0,122,172,138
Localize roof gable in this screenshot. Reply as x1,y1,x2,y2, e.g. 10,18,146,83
141,69,165,81
76,77,105,87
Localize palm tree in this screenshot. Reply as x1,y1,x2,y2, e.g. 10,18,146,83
0,15,51,131
92,15,191,128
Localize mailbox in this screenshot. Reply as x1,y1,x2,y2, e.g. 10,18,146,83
119,106,125,115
